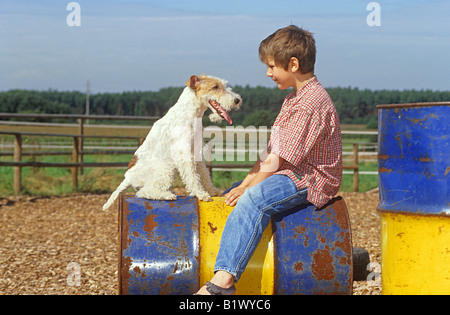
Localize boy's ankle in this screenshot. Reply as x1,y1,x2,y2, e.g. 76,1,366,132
211,271,235,288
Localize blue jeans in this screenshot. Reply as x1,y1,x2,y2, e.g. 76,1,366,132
214,175,310,281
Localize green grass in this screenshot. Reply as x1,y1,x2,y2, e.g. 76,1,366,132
342,160,379,192
0,151,378,197
0,126,379,197
0,154,130,197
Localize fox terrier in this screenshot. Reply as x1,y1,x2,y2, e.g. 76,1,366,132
103,74,242,211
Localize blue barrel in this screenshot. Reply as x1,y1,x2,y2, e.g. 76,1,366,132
118,196,200,295
378,102,450,215
377,102,450,294
118,195,353,295
272,196,353,294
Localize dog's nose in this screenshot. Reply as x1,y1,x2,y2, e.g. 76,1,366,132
234,97,241,105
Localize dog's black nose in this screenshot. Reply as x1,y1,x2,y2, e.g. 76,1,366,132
234,98,241,105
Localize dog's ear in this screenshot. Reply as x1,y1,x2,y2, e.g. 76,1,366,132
186,75,200,89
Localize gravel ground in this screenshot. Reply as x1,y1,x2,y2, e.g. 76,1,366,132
0,191,381,295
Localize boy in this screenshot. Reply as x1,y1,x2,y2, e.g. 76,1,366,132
196,25,342,295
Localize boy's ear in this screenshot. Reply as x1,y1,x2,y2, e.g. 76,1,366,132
186,75,200,89
289,57,300,73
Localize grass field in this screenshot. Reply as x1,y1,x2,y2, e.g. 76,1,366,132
0,153,378,197
0,122,378,197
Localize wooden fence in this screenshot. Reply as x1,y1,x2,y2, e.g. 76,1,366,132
0,113,373,195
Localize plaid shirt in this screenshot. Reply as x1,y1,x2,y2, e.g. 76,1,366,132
268,76,342,208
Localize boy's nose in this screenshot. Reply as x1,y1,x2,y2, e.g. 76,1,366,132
266,68,272,77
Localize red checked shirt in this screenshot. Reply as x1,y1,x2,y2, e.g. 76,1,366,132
268,76,342,208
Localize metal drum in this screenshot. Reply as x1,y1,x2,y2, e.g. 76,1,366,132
118,195,353,295
272,196,352,294
378,102,450,294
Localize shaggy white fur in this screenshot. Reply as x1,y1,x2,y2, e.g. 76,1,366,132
103,74,241,211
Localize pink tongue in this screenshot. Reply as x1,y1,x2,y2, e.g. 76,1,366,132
212,100,233,125
221,110,232,125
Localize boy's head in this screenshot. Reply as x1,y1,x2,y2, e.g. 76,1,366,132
259,25,316,74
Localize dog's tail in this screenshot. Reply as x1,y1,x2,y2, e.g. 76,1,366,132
102,178,131,211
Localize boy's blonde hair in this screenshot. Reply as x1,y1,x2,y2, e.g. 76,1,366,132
259,25,316,74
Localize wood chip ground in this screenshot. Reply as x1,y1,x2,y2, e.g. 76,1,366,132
0,191,381,295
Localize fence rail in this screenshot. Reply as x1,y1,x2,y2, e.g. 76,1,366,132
0,113,375,194
0,113,160,121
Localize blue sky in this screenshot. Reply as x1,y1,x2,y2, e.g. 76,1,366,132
1,0,449,93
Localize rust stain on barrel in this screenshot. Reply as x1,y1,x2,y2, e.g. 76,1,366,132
133,265,146,278
406,113,438,125
311,247,335,281
294,261,304,272
143,214,158,235
379,167,392,174
119,195,132,295
333,199,352,256
207,222,217,234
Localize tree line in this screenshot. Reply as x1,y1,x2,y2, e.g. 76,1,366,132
0,86,448,128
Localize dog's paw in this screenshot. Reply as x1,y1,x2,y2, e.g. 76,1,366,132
161,193,177,201
136,190,177,201
135,191,149,199
209,188,223,196
195,193,213,202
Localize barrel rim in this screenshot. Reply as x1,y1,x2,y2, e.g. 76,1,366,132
377,101,450,109
377,206,450,218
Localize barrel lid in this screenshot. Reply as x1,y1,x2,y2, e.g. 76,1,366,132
377,102,450,109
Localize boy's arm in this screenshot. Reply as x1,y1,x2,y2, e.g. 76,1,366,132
224,151,283,206
233,147,268,188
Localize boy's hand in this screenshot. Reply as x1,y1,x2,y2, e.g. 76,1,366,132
224,154,284,207
225,153,284,207
224,186,246,207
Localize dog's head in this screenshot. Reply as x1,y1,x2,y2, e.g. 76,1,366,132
186,74,241,125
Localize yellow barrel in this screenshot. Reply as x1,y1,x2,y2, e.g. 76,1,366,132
380,212,450,294
378,103,450,294
198,198,275,295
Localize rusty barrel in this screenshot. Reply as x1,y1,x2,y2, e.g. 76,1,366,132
377,102,450,294
118,195,353,295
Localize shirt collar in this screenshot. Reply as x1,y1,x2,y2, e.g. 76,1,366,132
284,75,317,106
294,75,317,98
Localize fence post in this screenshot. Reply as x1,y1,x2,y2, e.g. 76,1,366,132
13,134,22,195
353,143,359,192
78,118,84,175
72,136,79,190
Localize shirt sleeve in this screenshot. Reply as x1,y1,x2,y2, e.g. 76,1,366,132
269,105,322,167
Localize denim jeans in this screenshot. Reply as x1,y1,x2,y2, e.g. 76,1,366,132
214,174,310,281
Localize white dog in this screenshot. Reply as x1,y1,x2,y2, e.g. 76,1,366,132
103,74,241,211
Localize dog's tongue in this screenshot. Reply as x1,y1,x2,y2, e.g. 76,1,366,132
221,110,232,125
210,100,233,125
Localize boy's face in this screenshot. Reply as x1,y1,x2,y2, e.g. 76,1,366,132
265,59,295,90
